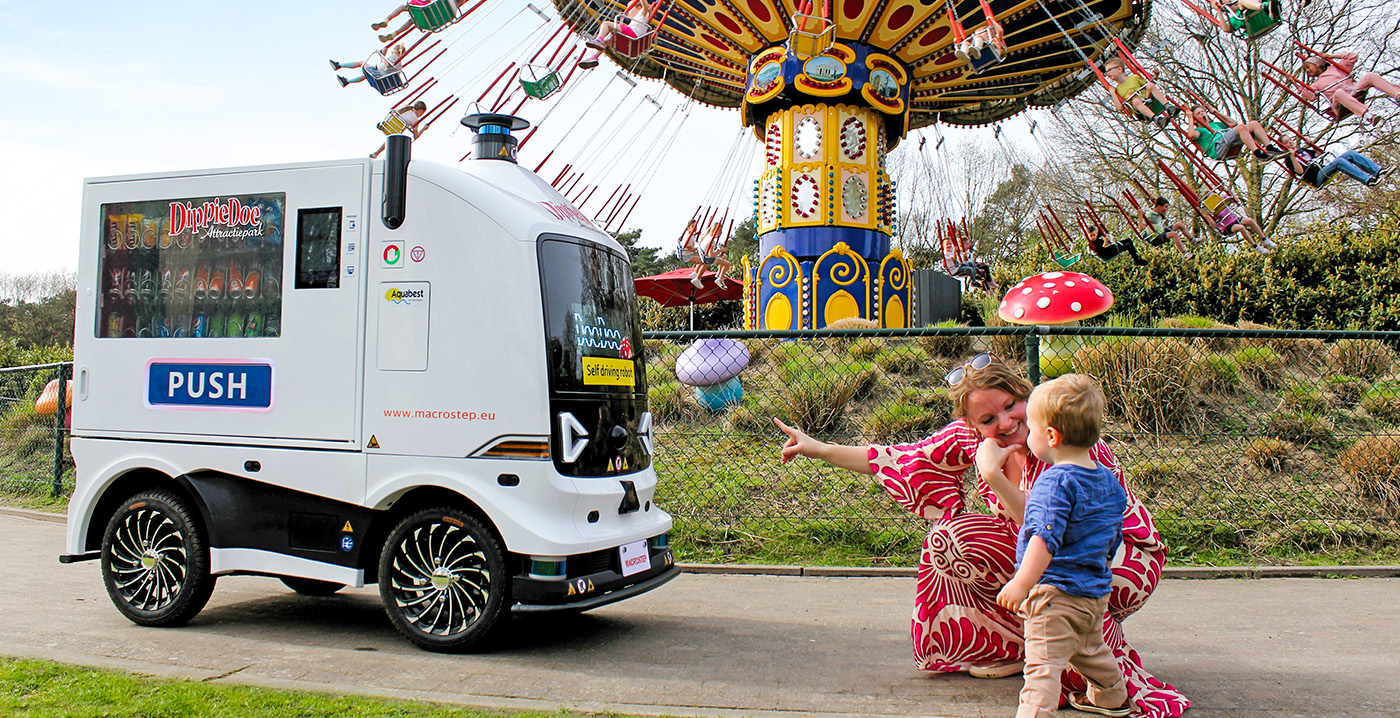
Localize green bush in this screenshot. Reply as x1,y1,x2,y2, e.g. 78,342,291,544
1280,384,1326,414
993,216,1400,331
776,361,876,435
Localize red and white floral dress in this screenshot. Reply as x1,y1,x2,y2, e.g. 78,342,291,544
868,419,1190,717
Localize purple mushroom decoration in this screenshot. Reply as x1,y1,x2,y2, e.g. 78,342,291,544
674,338,750,411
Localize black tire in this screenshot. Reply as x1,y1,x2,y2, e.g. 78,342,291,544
279,576,344,596
100,489,216,628
378,507,510,652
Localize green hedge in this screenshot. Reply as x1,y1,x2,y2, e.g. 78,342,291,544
992,217,1400,330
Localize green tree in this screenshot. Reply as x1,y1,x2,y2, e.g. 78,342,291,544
613,228,681,278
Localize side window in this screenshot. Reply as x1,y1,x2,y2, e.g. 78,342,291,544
295,207,342,290
97,194,286,338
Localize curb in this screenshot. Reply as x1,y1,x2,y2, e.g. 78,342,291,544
5,509,1395,580
0,506,65,523
676,563,1400,580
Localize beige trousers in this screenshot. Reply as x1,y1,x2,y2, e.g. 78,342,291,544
1015,584,1128,718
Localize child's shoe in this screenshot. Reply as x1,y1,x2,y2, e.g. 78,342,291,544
690,274,704,289
585,38,606,51
1152,113,1169,129
371,20,388,30
1067,692,1134,717
337,75,349,88
579,59,599,69
329,59,341,70
715,278,728,289
379,32,396,42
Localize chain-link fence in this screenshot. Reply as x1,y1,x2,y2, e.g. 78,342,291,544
8,330,1400,566
0,362,73,499
644,326,1400,567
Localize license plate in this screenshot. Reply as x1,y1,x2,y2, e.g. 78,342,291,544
619,539,651,577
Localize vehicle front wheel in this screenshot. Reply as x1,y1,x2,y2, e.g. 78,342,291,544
280,576,344,596
378,508,510,652
101,489,216,627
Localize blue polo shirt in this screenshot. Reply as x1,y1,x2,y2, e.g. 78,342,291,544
1015,462,1127,598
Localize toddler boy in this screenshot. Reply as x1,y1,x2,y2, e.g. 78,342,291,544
995,374,1132,718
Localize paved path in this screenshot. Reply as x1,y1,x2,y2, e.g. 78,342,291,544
4,512,1399,717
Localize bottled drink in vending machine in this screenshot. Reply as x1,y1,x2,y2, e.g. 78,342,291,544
245,311,263,337
243,263,261,300
226,313,244,337
138,268,156,302
195,262,209,300
107,214,125,251
106,312,123,338
208,311,225,338
125,214,141,250
229,263,244,298
192,314,208,338
173,314,191,338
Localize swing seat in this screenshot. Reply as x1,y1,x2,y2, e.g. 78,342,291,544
611,28,657,58
408,0,460,32
363,51,407,96
1203,193,1242,232
965,37,1007,73
1229,0,1281,40
788,14,835,60
1052,250,1081,268
1323,89,1369,121
520,64,561,100
377,109,410,135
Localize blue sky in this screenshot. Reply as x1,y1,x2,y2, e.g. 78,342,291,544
0,0,1021,276
0,0,761,274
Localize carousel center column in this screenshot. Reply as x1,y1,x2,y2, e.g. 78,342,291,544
742,41,912,330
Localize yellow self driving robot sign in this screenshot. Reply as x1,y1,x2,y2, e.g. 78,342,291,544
582,357,635,386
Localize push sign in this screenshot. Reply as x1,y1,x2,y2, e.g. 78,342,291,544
146,360,274,411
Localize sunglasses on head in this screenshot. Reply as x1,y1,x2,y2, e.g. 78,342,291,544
944,352,995,387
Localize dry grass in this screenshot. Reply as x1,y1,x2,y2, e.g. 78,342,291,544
1326,375,1367,406
1245,438,1295,473
825,317,878,329
847,338,886,360
1195,354,1241,395
648,380,694,422
917,321,974,359
1331,339,1398,380
1234,346,1285,391
1340,436,1400,512
860,400,951,441
1073,338,1196,432
1267,410,1337,447
1280,384,1327,414
873,346,929,374
1235,319,1291,355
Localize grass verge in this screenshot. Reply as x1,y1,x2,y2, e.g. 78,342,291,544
0,656,641,718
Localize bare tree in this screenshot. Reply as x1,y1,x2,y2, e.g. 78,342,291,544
1029,0,1400,248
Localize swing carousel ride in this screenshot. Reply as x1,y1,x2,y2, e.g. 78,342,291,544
336,0,1391,331
544,0,1153,330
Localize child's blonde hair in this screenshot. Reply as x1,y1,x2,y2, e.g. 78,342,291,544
1029,373,1104,448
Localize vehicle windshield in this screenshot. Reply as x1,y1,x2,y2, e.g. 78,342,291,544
538,237,644,397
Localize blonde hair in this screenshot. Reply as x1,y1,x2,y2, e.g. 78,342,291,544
1028,373,1104,448
948,356,1034,419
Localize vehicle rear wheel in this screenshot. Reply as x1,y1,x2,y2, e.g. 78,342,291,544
101,489,216,627
378,508,510,652
280,577,344,596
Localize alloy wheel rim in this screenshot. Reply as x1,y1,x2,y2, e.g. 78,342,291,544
109,508,188,611
388,521,492,637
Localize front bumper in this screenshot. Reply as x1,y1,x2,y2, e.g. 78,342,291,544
513,544,679,613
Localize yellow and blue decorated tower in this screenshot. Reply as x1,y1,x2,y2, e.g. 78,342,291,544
742,42,911,329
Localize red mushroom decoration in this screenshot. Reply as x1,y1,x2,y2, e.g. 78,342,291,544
998,271,1114,324
998,271,1114,377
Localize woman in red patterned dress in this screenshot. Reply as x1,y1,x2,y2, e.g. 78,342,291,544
774,353,1188,718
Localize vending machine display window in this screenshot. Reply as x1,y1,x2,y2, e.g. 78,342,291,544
96,193,286,338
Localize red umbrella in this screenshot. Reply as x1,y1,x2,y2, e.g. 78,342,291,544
633,266,742,329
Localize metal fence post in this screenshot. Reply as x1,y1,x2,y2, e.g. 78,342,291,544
1024,329,1040,384
52,362,69,498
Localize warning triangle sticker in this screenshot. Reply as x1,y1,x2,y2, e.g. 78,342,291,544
367,435,380,448
342,521,353,532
